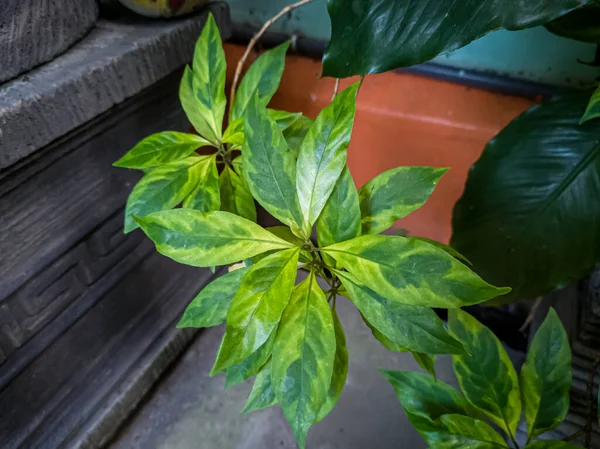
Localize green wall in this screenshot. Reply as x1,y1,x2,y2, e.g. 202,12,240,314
227,0,600,88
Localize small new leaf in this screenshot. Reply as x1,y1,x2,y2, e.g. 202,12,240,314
242,362,277,413
135,209,293,267
220,165,257,222
182,155,220,211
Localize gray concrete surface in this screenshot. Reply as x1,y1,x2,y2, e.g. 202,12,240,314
109,295,459,449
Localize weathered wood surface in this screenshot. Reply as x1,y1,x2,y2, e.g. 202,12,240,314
0,0,99,83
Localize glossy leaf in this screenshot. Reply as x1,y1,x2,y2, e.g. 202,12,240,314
581,85,600,124
426,414,509,449
124,156,205,232
322,0,591,77
448,309,521,437
231,42,290,122
520,308,572,441
296,83,359,233
243,95,304,236
242,362,277,413
316,300,348,422
113,131,211,169
546,3,600,44
272,273,336,448
212,248,300,372
219,165,257,222
524,442,582,449
324,234,509,308
134,209,293,267
225,330,276,388
284,115,314,155
177,267,250,329
359,166,447,235
181,155,220,211
451,92,600,301
338,270,464,354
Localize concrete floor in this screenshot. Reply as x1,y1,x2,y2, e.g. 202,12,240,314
109,293,463,449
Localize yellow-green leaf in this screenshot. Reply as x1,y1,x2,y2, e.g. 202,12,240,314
520,308,572,442
113,131,212,169
225,331,276,388
272,272,336,448
219,165,256,221
124,156,206,232
177,267,249,328
182,154,220,211
324,234,509,308
212,248,300,372
359,166,448,235
134,209,293,267
448,308,521,438
581,84,600,124
223,110,302,149
243,95,304,236
231,41,290,122
242,361,277,413
296,83,359,234
427,414,509,449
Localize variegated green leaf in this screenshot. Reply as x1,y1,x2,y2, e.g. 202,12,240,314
177,267,249,329
296,83,359,234
113,131,212,169
412,352,437,379
182,154,220,211
270,110,303,130
381,370,470,433
581,85,600,124
410,236,471,265
266,226,312,263
134,209,293,267
284,115,314,156
524,442,581,449
231,155,243,177
223,110,302,149
242,361,277,413
316,300,348,422
324,235,509,308
337,270,463,354
448,308,521,438
317,166,361,248
225,330,276,388
359,166,448,235
219,165,257,222
212,248,300,372
124,156,206,232
231,41,290,122
223,118,244,148
426,414,509,449
272,272,336,448
520,308,571,442
243,95,304,236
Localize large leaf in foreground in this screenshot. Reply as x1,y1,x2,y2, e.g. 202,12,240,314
323,234,509,308
448,309,521,437
520,308,571,441
546,3,600,44
272,273,336,448
322,0,591,77
451,92,600,301
135,209,293,267
212,248,299,372
359,166,447,235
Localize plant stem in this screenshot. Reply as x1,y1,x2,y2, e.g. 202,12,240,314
229,0,314,108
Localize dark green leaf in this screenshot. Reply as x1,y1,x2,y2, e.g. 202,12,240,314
520,308,572,441
426,414,509,449
451,92,600,302
359,166,448,235
225,331,276,388
524,442,581,449
448,309,521,437
242,361,277,413
113,131,212,169
322,0,591,77
338,270,464,354
581,85,600,124
177,267,250,328
212,248,300,372
412,352,437,379
219,165,257,221
243,95,305,237
231,42,290,122
546,3,600,44
134,209,294,267
182,155,220,211
124,156,206,232
316,300,348,422
272,272,336,448
296,83,359,234
284,115,314,155
324,234,509,308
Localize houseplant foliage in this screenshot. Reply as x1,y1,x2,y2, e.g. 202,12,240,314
114,14,511,448
384,308,574,449
321,0,593,78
